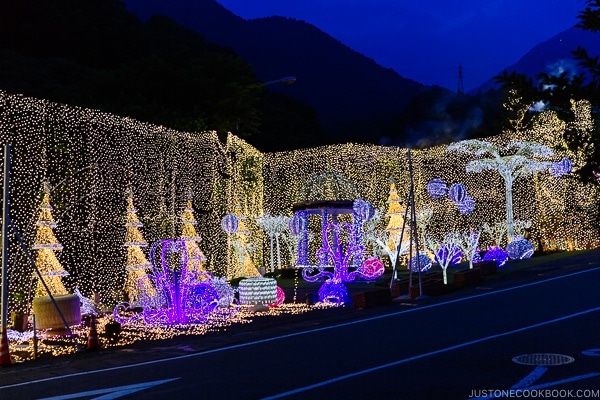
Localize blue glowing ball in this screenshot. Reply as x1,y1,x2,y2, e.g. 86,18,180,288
353,199,375,221
427,178,448,199
221,214,238,234
436,245,462,266
483,246,509,267
448,183,467,203
288,213,307,236
318,281,350,304
549,158,573,177
409,253,433,272
457,195,475,215
506,237,534,260
185,282,219,315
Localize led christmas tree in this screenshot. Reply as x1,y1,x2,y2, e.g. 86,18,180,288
385,179,410,256
180,193,207,277
33,184,69,297
124,191,155,304
231,205,260,278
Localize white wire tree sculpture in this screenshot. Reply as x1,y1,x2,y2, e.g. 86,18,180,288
452,231,481,270
425,233,462,285
481,221,508,248
256,212,290,272
447,139,554,239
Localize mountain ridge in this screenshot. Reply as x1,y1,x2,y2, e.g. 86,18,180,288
122,0,429,142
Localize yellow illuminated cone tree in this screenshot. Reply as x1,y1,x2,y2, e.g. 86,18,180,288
233,205,260,278
180,195,207,278
124,191,155,304
33,186,69,297
385,179,410,253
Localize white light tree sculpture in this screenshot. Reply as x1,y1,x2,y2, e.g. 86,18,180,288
453,231,480,270
256,213,290,272
425,233,462,285
448,139,554,238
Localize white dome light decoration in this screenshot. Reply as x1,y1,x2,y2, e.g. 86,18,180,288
448,183,467,203
549,158,573,177
238,277,278,305
457,195,476,215
426,178,448,199
506,237,535,260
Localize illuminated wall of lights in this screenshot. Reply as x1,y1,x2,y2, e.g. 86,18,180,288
1,91,598,313
0,91,247,311
262,100,600,256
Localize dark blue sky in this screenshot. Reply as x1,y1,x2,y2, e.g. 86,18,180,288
216,0,585,92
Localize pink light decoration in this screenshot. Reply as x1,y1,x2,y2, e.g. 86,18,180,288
268,286,286,307
359,256,385,279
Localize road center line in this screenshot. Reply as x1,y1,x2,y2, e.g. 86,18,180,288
261,306,600,399
1,266,599,390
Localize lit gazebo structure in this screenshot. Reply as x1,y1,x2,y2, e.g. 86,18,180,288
290,172,373,268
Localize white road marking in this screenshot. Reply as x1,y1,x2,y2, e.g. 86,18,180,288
37,378,179,400
1,266,598,391
261,307,600,399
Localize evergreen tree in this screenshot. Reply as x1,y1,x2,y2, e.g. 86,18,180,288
33,184,68,297
123,191,155,304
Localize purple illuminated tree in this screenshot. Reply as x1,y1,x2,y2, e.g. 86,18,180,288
448,139,554,238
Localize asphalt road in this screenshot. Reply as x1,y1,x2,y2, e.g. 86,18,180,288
1,261,599,399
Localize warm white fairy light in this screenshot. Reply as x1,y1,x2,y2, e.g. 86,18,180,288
0,90,598,320
32,185,68,297
123,190,155,305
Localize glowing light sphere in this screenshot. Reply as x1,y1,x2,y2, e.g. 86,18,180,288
436,245,462,266
318,280,350,304
448,183,467,203
221,214,238,234
427,178,448,199
408,253,433,272
238,277,277,305
185,282,219,316
457,195,475,215
353,199,375,221
506,237,534,260
288,213,307,236
268,286,286,307
483,246,509,267
359,256,385,279
212,277,236,307
549,158,573,177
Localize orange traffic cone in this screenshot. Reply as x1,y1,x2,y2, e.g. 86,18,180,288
0,327,11,366
86,316,101,350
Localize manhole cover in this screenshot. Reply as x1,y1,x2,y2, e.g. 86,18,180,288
512,353,574,366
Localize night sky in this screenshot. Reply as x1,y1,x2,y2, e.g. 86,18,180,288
216,0,585,92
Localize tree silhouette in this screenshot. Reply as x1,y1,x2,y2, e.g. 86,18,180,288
495,1,600,182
